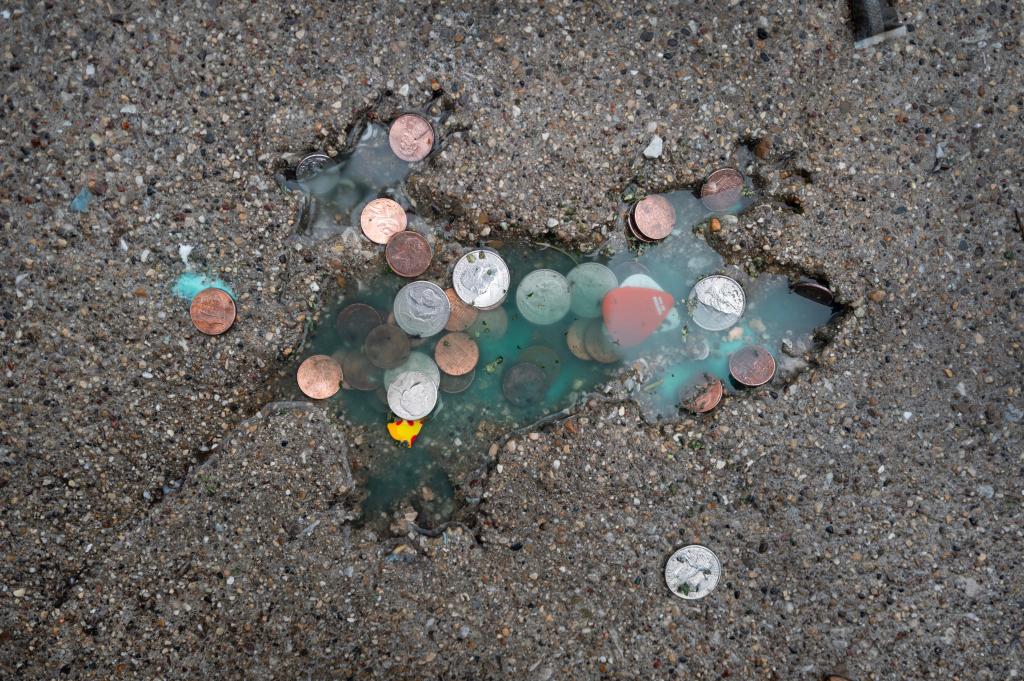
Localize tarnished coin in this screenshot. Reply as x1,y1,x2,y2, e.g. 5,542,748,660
360,198,407,244
387,370,438,420
468,306,509,340
444,287,478,332
680,373,723,413
434,332,479,376
565,319,593,361
518,346,562,382
294,152,332,181
190,288,236,335
296,354,343,400
631,194,676,240
729,345,776,387
364,324,411,369
384,351,441,390
501,362,548,407
665,545,721,600
341,351,382,391
583,319,622,364
516,269,571,326
440,368,476,394
687,275,746,331
386,231,433,278
453,249,511,310
700,168,745,212
335,303,382,346
627,212,656,243
394,281,451,338
790,279,835,306
388,113,435,163
566,262,618,319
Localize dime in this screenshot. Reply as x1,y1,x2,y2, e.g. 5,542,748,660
687,275,746,331
790,279,835,306
631,194,676,240
566,262,618,319
583,319,622,364
434,332,479,376
335,303,382,347
388,113,435,163
387,370,438,420
565,319,593,361
359,198,407,244
385,231,433,278
394,281,451,338
700,168,745,212
665,545,721,600
453,249,511,310
501,362,548,407
364,324,411,369
468,306,509,340
444,287,478,332
516,269,572,326
729,345,776,387
189,288,236,335
384,351,441,390
440,368,476,394
518,345,562,382
294,152,332,181
341,351,382,391
296,354,343,400
679,373,723,413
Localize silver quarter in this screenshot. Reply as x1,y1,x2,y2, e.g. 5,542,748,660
394,281,451,338
515,269,571,326
386,370,438,420
384,351,441,391
294,152,332,181
687,275,746,331
566,262,618,319
452,249,511,310
665,545,721,600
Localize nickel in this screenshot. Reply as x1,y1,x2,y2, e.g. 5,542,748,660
790,279,835,306
394,281,451,338
387,370,438,420
665,545,721,600
189,288,236,335
453,249,511,310
516,269,571,325
566,262,618,318
687,275,746,331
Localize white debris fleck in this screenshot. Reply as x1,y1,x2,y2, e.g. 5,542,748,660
120,104,138,115
178,244,194,268
902,411,913,421
642,135,663,159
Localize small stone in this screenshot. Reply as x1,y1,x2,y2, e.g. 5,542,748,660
12,588,25,598
642,135,663,159
505,439,517,453
867,289,886,303
709,217,721,232
754,136,772,159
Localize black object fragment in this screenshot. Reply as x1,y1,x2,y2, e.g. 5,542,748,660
849,0,907,48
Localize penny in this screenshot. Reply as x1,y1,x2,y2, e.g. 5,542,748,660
687,275,746,331
385,231,433,277
700,168,745,212
364,324,411,369
631,194,676,240
359,198,407,244
294,152,332,181
434,332,479,376
453,249,511,309
518,346,562,382
468,306,509,340
729,345,776,387
665,545,721,600
679,373,724,414
583,319,622,364
189,288,236,335
384,351,441,390
627,213,656,243
341,351,382,391
790,279,835,306
501,362,548,407
296,354,343,400
394,281,451,338
388,113,434,163
335,303,382,346
516,269,572,326
566,262,618,319
565,319,593,361
387,370,438,420
444,287,478,332
439,368,476,394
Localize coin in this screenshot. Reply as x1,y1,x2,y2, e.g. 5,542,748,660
501,362,548,407
687,275,746,331
631,194,676,240
341,351,382,391
440,368,476,394
394,281,451,338
189,288,236,335
388,113,434,163
790,279,835,306
729,345,776,387
700,168,745,212
444,287,478,332
518,346,562,382
364,324,411,369
359,198,407,244
296,354,343,400
627,212,656,243
679,373,723,413
583,319,622,364
566,262,618,319
387,370,438,420
385,231,433,277
434,332,479,376
565,319,593,361
384,351,441,390
468,306,509,340
335,303,382,346
294,152,332,181
665,545,721,600
516,269,572,325
453,249,511,309
612,260,650,280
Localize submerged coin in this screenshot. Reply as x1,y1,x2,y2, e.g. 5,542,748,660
518,346,562,382
394,281,451,338
453,249,511,309
790,279,835,306
439,368,476,394
341,351,382,391
388,113,435,163
502,362,548,407
434,332,479,376
385,231,433,277
565,319,593,361
631,194,676,240
364,324,411,369
444,287,478,332
296,354,343,400
679,373,724,414
566,262,618,318
665,545,721,600
687,275,746,331
384,351,441,390
190,288,236,335
729,345,776,387
360,198,407,244
700,168,745,212
335,303,382,346
387,370,438,420
468,306,509,340
583,319,622,364
294,152,332,181
627,212,656,243
516,269,572,325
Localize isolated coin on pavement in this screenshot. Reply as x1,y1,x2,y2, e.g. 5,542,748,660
700,168,744,212
190,288,236,335
665,545,721,600
294,152,332,181
389,113,435,163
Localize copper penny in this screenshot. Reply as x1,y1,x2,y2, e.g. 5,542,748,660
335,303,382,346
440,368,476,394
189,288,236,335
444,287,478,332
385,231,433,278
790,279,835,306
360,198,407,244
388,113,435,162
631,194,676,240
363,324,411,369
296,354,343,400
583,319,622,364
679,373,724,413
468,306,509,340
502,362,548,407
341,351,382,391
627,212,656,243
700,168,745,212
565,319,593,361
434,332,479,376
519,345,562,382
729,345,776,387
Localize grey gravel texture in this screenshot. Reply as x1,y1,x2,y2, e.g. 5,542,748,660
2,1,1022,679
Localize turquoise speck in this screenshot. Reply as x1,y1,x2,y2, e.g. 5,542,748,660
69,188,93,213
172,272,236,301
